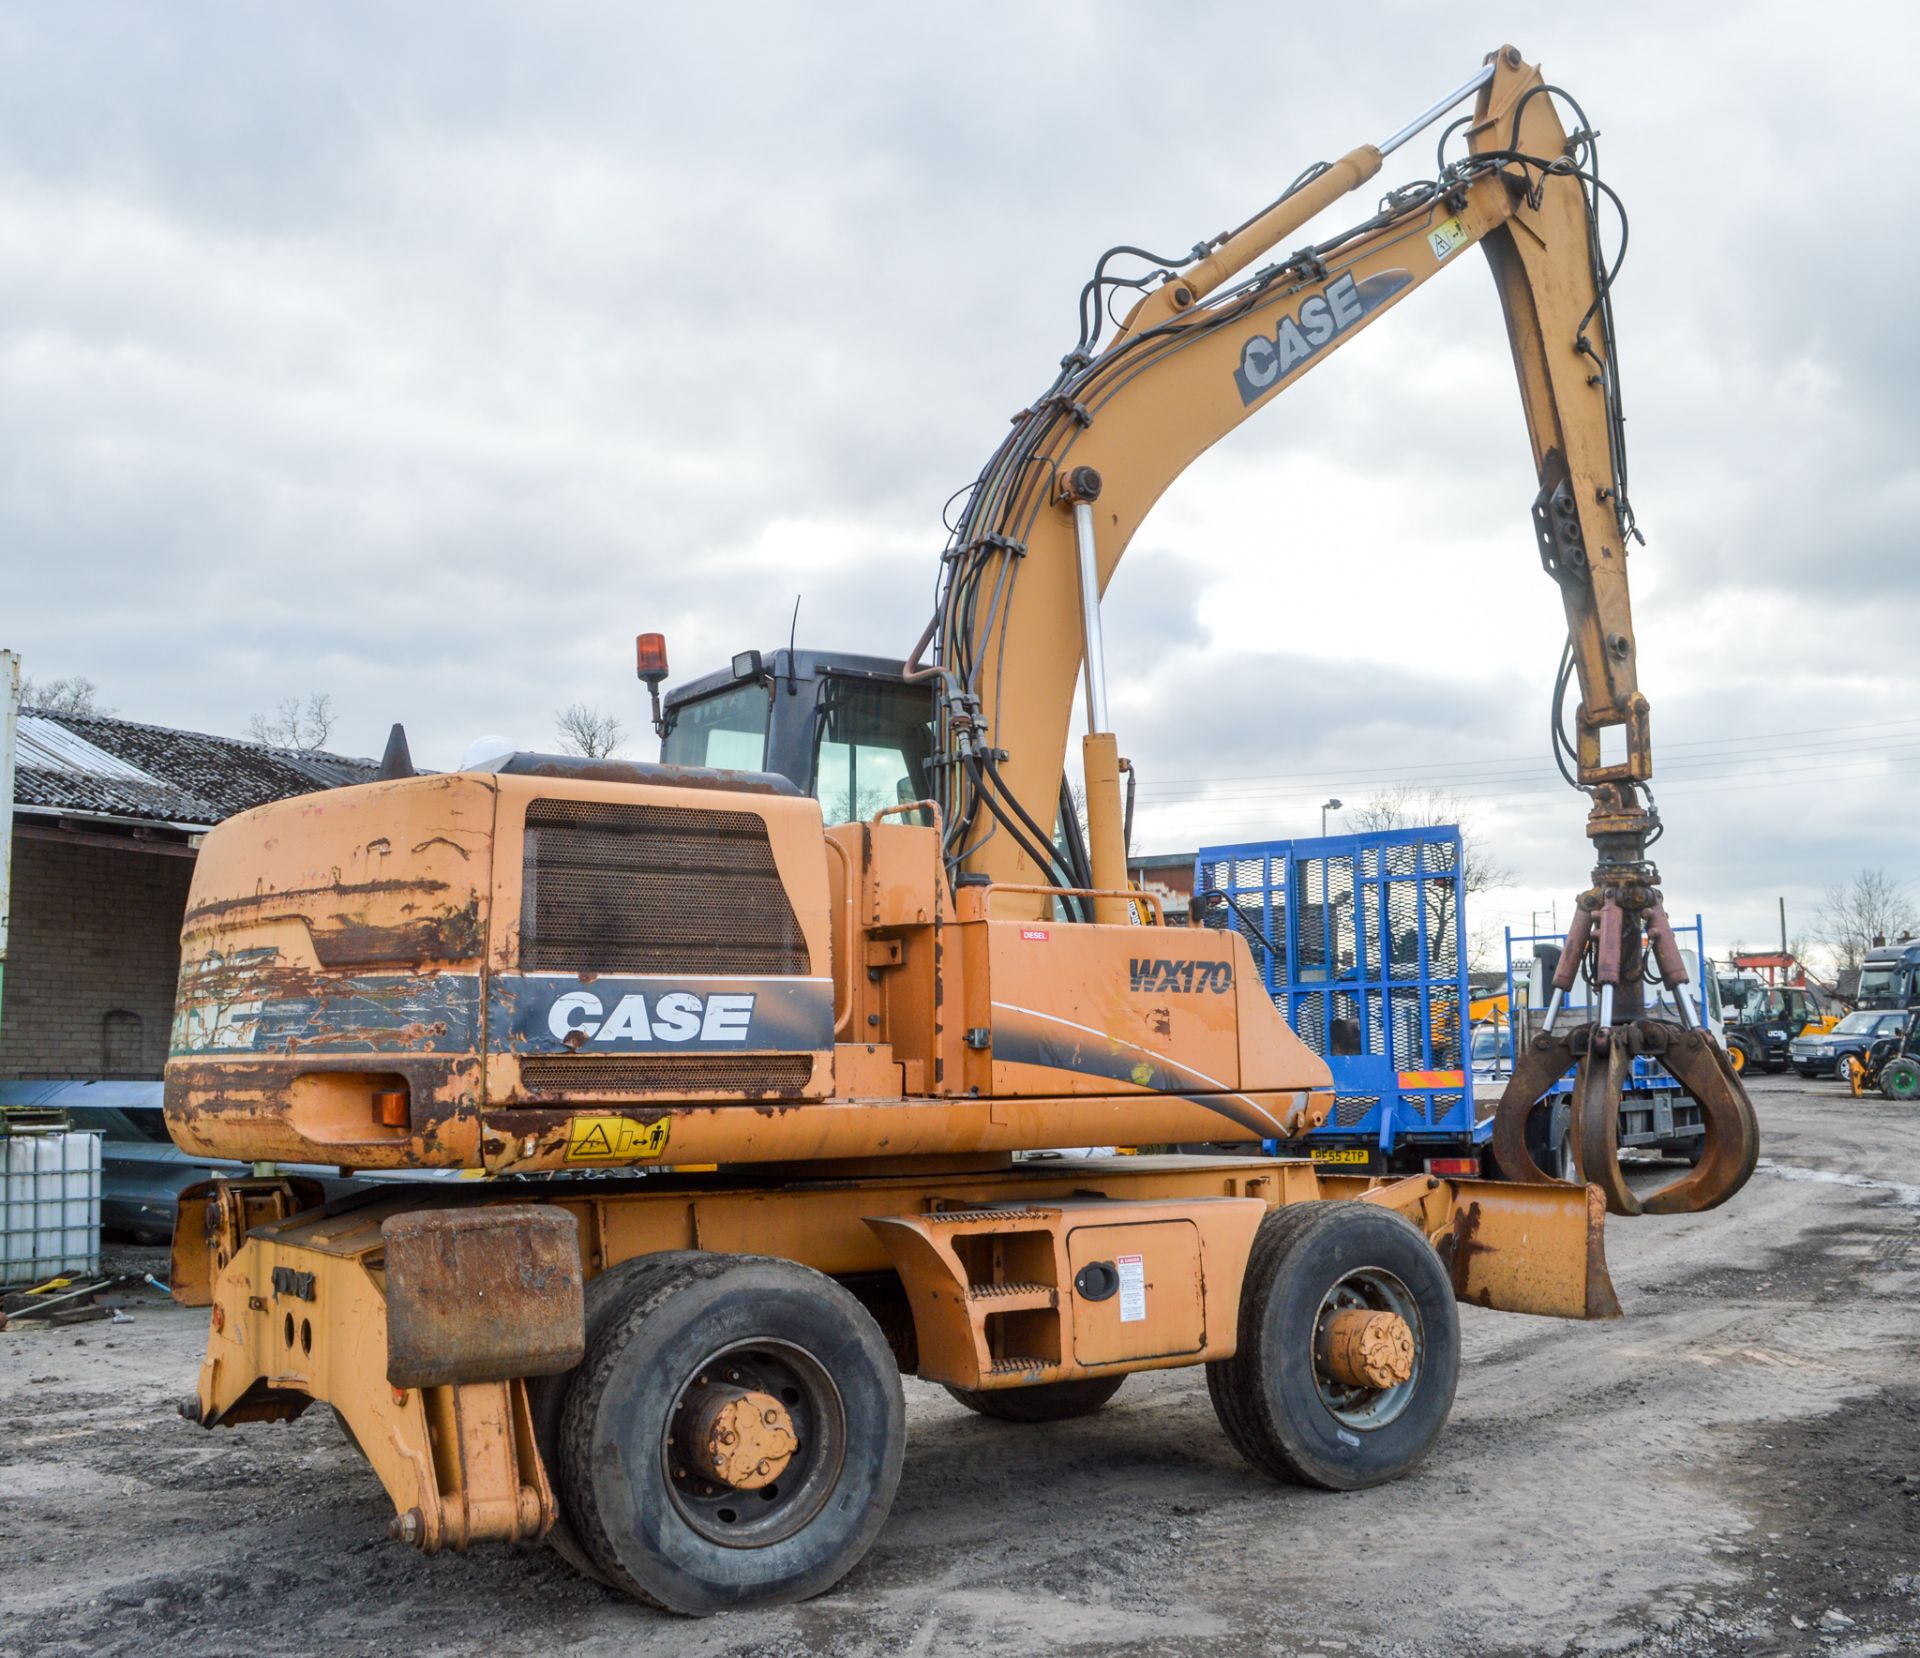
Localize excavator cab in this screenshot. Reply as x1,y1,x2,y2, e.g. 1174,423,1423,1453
659,648,936,822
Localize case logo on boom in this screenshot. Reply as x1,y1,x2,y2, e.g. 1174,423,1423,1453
1232,269,1412,406
1129,958,1234,994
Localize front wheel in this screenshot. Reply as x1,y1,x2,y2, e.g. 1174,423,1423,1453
1726,1041,1751,1076
1882,1057,1920,1102
1205,1202,1459,1491
558,1254,905,1613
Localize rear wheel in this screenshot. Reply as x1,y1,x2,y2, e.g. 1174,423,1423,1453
945,1374,1126,1422
1205,1203,1459,1490
558,1253,904,1613
1882,1057,1920,1102
529,1255,694,1585
1727,1040,1752,1076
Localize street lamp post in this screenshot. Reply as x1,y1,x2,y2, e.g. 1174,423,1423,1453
1321,797,1342,839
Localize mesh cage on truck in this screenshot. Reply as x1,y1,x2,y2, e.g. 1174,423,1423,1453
1194,826,1470,1153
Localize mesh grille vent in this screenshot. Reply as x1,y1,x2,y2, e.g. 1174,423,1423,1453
517,1053,814,1096
1333,1094,1380,1128
520,798,809,975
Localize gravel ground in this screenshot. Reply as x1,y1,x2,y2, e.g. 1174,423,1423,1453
2,1074,1915,1658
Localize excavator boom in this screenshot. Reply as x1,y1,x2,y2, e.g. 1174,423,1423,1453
920,45,1754,1214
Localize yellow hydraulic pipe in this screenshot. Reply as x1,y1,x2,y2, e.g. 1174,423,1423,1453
1113,143,1384,342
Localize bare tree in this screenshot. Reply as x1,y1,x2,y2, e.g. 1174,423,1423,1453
249,692,336,751
1345,783,1514,972
555,702,625,760
21,674,110,715
1813,868,1917,976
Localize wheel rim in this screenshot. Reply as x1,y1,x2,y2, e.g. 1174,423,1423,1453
1311,1267,1422,1431
662,1338,846,1548
1728,1045,1747,1075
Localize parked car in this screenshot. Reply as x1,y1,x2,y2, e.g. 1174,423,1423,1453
0,1080,444,1244
1789,1010,1913,1079
1852,1013,1920,1100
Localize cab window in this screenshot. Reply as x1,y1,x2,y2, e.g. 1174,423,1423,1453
661,684,772,772
812,676,932,826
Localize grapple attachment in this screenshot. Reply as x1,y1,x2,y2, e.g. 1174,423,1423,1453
1491,818,1760,1216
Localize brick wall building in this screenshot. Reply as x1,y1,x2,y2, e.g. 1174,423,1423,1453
2,710,378,1085
1,834,195,1080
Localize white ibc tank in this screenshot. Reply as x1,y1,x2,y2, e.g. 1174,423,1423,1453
1,1131,102,1284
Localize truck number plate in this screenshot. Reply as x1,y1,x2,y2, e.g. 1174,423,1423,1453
1309,1147,1370,1165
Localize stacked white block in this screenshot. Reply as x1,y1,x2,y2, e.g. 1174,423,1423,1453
1,1131,102,1284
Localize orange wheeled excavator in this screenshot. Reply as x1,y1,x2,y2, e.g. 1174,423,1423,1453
165,47,1756,1613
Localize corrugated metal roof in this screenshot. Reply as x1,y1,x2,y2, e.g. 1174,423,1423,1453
16,716,157,784
11,709,381,830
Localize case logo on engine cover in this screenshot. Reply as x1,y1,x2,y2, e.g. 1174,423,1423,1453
547,989,755,1045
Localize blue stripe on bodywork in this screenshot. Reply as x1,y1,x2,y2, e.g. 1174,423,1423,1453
172,966,832,1058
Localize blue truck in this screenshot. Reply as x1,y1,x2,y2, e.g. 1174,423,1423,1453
1193,827,1486,1177
1491,921,1715,1177
1192,827,1714,1178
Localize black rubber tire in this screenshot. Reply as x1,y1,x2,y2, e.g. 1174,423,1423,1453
528,1255,694,1586
559,1253,905,1613
1882,1057,1920,1102
1728,1039,1755,1075
1205,1202,1459,1491
944,1373,1127,1422
1551,1124,1579,1184
1763,1060,1785,1075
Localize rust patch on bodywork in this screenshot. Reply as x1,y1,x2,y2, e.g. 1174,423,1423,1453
383,1207,585,1388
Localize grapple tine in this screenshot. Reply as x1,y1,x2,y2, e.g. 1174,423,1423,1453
1492,1030,1579,1183
1574,1036,1639,1216
1640,1027,1761,1215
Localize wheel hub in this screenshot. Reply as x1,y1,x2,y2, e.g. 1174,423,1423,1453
679,1385,797,1491
1310,1266,1422,1429
1318,1309,1414,1390
662,1339,847,1549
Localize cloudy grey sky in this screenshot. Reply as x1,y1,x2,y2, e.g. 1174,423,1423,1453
4,1,1914,966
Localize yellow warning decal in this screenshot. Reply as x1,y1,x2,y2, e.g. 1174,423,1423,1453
565,1114,672,1163
1428,216,1468,261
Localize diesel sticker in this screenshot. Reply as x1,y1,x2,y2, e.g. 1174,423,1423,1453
566,1114,671,1163
1232,269,1413,406
1129,958,1234,994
